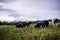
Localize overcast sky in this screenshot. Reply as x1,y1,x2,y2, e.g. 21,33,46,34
0,0,60,21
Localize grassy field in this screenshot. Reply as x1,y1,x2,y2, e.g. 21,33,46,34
0,24,60,40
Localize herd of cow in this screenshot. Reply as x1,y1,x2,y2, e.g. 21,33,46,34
16,19,60,28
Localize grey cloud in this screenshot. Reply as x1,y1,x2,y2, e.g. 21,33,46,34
0,7,16,13
0,0,17,3
0,0,60,21
0,6,24,17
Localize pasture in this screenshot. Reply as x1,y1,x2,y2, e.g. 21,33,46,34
0,24,60,40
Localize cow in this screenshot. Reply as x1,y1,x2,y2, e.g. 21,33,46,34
41,20,49,27
53,19,60,28
35,22,42,28
16,23,25,28
35,20,49,28
16,21,32,28
53,19,58,24
22,22,30,27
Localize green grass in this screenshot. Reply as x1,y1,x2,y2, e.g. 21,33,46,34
0,24,60,40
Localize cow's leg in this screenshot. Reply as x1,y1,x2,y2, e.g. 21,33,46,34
25,25,27,28
55,24,57,28
54,23,57,29
40,25,42,28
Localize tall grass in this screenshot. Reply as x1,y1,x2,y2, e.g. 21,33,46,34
0,24,60,40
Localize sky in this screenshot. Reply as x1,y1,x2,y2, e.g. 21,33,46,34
0,0,60,22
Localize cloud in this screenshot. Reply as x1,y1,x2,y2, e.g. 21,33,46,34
15,16,38,21
0,0,17,3
0,6,23,17
0,0,60,21
0,12,15,21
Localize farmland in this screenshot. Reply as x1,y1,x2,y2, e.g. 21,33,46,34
0,24,60,40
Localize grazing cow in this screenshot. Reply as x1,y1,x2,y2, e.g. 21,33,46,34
23,22,30,27
26,22,32,26
35,20,49,28
16,22,32,28
35,22,42,28
16,23,25,28
41,20,49,27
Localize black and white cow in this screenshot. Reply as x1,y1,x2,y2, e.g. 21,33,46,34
16,22,32,28
35,20,49,28
35,22,42,28
53,19,60,28
42,20,49,27
16,23,25,28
